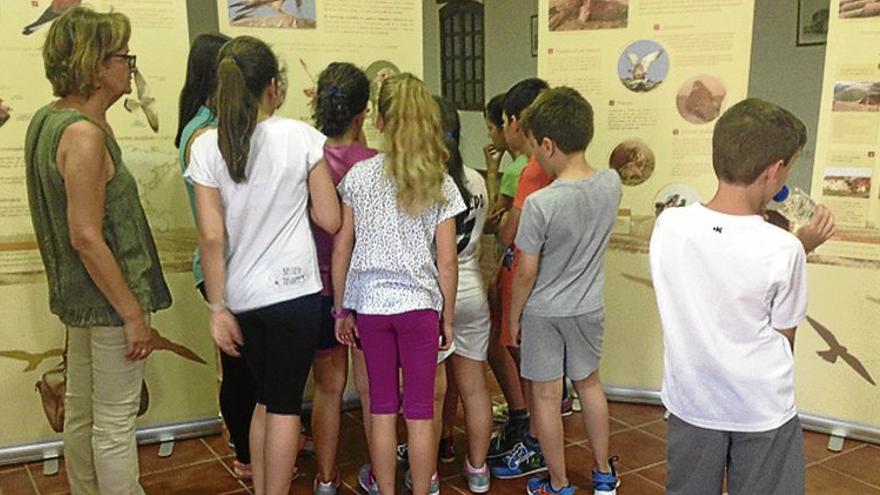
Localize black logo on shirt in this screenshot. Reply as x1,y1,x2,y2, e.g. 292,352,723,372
713,226,723,233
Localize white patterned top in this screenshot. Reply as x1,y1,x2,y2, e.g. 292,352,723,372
339,154,466,315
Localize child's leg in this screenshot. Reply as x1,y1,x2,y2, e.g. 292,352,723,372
441,361,458,440
452,354,492,468
434,361,450,456
396,310,441,495
312,346,348,482
312,297,349,482
530,379,567,487
666,414,728,495
571,372,610,471
358,314,402,495
352,348,372,441
249,404,268,494
727,415,804,495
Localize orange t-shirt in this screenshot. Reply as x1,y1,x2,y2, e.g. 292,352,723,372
496,157,553,346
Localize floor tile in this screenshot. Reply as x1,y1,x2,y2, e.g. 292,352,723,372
802,430,862,464
637,418,668,442
608,429,667,471
562,413,628,445
26,459,69,494
202,432,236,458
0,467,37,495
140,459,244,494
806,464,880,494
819,445,880,487
138,437,216,475
617,472,665,494
607,402,665,427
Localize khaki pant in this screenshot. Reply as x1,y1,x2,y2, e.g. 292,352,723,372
64,324,146,495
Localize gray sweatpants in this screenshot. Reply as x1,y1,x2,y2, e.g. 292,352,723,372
667,414,805,495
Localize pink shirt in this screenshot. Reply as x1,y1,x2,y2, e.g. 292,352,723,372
313,143,379,296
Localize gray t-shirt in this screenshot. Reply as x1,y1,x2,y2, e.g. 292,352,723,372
515,169,622,317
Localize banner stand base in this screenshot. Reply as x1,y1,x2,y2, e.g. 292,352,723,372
605,386,880,446
0,417,222,467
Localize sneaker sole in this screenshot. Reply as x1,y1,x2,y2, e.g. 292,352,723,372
440,455,456,464
468,482,491,494
491,465,548,480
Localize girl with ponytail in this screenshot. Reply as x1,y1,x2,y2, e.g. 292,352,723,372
184,36,340,495
331,74,465,495
307,62,377,495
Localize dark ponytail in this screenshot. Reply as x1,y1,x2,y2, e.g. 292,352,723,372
312,62,370,138
434,96,473,226
215,36,278,183
175,33,230,148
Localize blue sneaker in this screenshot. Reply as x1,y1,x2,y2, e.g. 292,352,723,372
591,457,620,495
527,476,575,495
490,440,547,479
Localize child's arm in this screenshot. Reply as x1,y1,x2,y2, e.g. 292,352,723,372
331,205,357,346
778,327,796,350
308,159,341,234
796,204,835,254
436,217,459,349
509,252,539,345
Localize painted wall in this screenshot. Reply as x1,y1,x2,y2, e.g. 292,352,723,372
748,0,827,193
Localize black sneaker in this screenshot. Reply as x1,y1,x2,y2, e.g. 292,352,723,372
486,420,527,460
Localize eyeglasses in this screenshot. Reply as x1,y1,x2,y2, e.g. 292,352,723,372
107,53,137,70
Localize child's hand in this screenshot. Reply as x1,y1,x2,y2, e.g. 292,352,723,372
439,321,454,350
335,314,358,347
211,310,243,357
796,204,835,254
483,144,503,174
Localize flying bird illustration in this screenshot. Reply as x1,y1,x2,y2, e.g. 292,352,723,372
806,316,876,386
22,0,81,35
151,328,206,364
124,70,159,133
626,49,663,82
299,58,317,99
622,273,654,290
0,349,64,372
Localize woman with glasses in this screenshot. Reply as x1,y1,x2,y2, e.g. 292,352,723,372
24,7,171,494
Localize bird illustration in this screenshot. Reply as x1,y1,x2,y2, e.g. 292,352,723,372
0,98,10,128
124,70,159,133
626,49,663,82
151,327,207,364
22,0,81,36
0,349,64,372
621,273,654,290
684,80,720,122
806,316,876,386
229,0,301,22
299,58,317,100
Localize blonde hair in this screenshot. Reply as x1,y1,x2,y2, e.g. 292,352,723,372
378,73,449,215
43,6,131,98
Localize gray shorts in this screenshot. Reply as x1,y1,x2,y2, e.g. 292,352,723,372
520,310,603,382
667,414,805,495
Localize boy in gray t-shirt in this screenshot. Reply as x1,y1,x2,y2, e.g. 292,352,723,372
509,87,622,495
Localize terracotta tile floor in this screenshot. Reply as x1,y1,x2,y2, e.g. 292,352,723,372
3,401,880,494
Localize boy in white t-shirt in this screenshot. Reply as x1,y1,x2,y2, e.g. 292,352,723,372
650,98,835,495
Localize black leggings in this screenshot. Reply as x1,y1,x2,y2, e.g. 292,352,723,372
199,284,255,464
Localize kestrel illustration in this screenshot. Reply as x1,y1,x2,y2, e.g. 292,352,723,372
124,70,159,133
22,0,82,35
626,50,663,81
806,316,876,386
0,349,63,372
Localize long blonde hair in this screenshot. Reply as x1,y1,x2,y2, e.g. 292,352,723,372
378,74,449,215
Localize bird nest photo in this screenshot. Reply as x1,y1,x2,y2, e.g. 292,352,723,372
676,75,726,124
609,139,655,186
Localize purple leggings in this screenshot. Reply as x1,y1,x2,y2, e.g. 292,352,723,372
357,310,439,420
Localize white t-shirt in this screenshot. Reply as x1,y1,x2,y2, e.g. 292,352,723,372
649,203,807,432
456,167,488,300
184,116,326,312
339,154,466,315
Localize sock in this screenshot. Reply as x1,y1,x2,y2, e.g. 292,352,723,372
508,408,529,421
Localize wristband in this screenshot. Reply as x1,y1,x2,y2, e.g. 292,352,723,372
206,300,227,313
331,308,350,320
